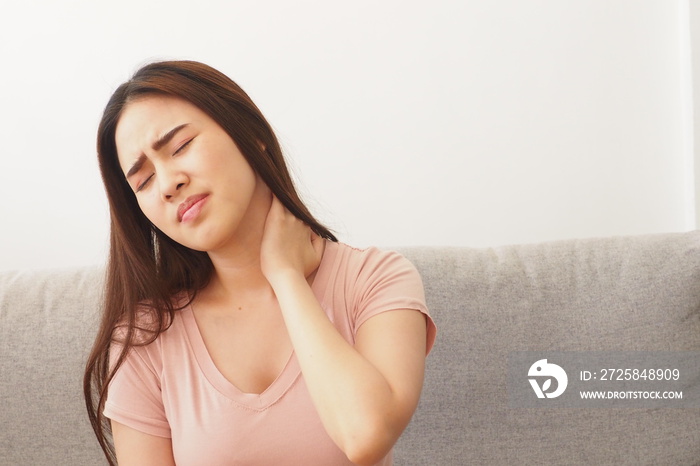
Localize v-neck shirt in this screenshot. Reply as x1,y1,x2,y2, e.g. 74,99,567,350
104,241,436,466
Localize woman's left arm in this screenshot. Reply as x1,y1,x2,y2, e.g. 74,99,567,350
261,198,428,466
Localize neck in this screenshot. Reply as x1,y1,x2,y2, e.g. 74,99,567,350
204,184,273,302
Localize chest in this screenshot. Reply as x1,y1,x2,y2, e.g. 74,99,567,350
192,302,292,395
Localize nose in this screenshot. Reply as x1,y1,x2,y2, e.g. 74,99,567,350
157,164,188,201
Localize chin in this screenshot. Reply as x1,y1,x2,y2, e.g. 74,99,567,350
179,229,241,254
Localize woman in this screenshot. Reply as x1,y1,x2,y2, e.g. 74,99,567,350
83,60,436,466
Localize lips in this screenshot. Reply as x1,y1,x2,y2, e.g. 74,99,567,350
177,194,209,222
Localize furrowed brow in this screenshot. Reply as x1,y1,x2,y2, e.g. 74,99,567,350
125,123,190,179
152,123,189,151
126,154,147,179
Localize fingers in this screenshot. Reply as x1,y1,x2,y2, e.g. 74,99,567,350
269,195,309,231
261,195,322,283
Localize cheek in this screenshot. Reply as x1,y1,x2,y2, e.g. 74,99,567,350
136,194,165,225
223,157,258,191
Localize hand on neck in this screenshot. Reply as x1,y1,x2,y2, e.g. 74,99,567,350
203,185,275,303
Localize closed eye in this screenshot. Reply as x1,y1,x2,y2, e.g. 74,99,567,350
133,137,193,192
136,174,154,192
174,138,194,156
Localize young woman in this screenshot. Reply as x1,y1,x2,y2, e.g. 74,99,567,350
83,60,436,466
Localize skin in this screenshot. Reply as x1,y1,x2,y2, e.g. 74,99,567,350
112,95,428,466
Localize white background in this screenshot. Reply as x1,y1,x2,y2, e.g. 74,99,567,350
1,0,697,271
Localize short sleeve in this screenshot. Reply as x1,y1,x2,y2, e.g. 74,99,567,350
104,343,171,438
352,247,437,354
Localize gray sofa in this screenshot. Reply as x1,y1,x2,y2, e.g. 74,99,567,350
1,231,699,465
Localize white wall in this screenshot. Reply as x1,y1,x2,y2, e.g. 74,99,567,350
690,0,700,227
0,0,693,271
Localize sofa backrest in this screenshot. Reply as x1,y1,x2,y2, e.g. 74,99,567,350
395,231,700,465
1,266,106,464
1,231,699,465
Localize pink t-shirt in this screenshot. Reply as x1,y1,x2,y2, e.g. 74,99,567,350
105,241,437,465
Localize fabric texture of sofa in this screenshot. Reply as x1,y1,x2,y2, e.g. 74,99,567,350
1,231,699,465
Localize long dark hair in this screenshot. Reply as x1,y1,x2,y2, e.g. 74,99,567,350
83,60,337,465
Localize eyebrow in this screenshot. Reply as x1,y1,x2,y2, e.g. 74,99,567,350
125,124,189,179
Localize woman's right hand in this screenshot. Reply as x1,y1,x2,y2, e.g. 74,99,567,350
259,195,323,287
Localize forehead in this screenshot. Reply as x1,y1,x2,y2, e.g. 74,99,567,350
114,95,203,168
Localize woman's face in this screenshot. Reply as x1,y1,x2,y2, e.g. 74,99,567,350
114,95,265,252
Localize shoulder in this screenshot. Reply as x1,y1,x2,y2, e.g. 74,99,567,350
324,240,427,313
108,305,191,386
111,308,165,348
111,293,191,346
326,241,436,353
330,241,422,282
